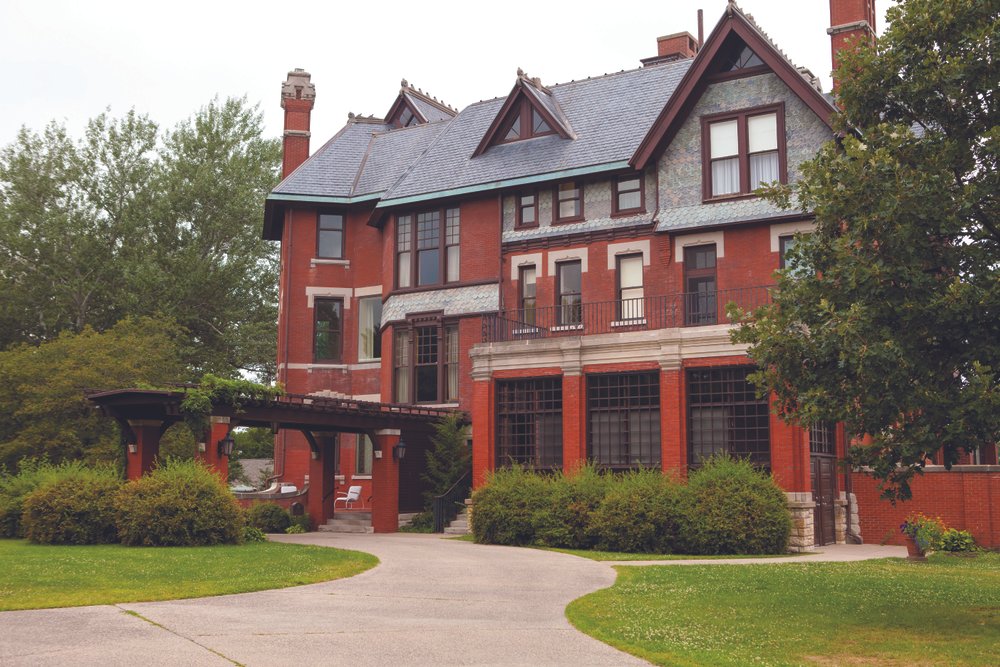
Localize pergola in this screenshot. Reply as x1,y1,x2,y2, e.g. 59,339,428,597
87,389,454,531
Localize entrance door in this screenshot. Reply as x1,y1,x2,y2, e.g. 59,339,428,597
809,422,837,546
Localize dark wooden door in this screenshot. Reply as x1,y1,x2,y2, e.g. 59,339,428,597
811,455,837,546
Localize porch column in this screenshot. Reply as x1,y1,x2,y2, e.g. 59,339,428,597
660,366,686,476
197,416,230,482
125,420,163,480
307,435,336,528
371,429,401,533
562,373,585,472
471,376,492,488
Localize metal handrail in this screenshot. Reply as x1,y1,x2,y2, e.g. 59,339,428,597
432,469,471,533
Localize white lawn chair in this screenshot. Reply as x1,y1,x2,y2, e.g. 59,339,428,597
334,485,362,509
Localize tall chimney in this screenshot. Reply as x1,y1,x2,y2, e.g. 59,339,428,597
641,31,699,67
280,69,316,178
827,0,876,90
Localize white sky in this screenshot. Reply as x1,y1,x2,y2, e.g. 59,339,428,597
0,1,891,150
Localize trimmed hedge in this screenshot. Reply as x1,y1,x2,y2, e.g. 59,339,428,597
116,459,243,546
1,460,114,539
21,465,121,545
472,458,792,555
246,502,292,533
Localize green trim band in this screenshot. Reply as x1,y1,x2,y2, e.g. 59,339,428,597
266,192,383,205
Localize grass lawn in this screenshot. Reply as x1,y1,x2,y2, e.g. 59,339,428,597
0,539,377,611
566,552,1000,666
543,547,808,561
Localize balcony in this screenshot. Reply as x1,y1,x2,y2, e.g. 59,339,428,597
481,285,773,343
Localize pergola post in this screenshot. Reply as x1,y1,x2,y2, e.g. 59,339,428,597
197,416,231,481
307,434,336,527
371,429,401,533
125,420,163,480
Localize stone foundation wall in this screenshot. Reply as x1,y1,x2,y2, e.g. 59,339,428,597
786,492,816,551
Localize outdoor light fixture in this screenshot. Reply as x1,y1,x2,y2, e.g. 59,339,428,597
127,443,138,454
218,433,235,457
393,439,407,460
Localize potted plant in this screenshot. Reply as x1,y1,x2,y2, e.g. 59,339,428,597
899,513,944,561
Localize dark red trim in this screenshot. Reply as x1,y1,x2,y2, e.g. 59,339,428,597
552,180,585,224
700,102,786,202
316,211,346,259
611,172,646,217
472,80,572,158
387,277,499,299
515,191,539,229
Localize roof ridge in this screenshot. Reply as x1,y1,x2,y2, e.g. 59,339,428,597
373,117,453,137
400,79,458,114
350,132,379,196
547,58,690,90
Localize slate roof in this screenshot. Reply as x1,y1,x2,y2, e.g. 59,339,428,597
381,284,500,324
505,212,653,243
656,197,801,232
407,92,455,123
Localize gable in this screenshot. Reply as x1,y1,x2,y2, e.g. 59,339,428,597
471,75,574,157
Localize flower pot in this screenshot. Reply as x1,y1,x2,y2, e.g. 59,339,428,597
904,534,927,561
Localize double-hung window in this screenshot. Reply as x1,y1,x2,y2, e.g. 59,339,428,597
557,260,582,326
683,245,717,326
317,213,344,258
555,181,583,222
617,254,644,320
357,296,382,361
356,434,374,475
613,174,644,214
519,265,537,325
704,105,784,199
396,208,461,288
393,320,459,404
313,298,343,362
516,193,537,228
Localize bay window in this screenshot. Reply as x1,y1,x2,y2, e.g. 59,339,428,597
396,207,460,289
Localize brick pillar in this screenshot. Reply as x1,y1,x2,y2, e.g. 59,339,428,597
125,420,163,480
828,0,876,91
280,69,315,178
471,377,492,489
307,435,336,528
562,373,584,473
371,429,401,533
660,367,685,476
196,416,230,482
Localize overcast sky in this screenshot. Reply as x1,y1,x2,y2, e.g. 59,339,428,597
0,1,891,151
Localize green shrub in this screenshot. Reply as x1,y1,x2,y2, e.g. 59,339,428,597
471,466,552,545
243,526,267,543
289,512,311,532
21,465,121,544
399,510,434,533
284,524,305,534
939,528,977,552
246,502,292,533
590,469,683,553
115,459,243,546
678,456,792,555
533,465,610,549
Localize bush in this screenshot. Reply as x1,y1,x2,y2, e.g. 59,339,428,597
590,470,683,553
116,459,243,546
285,524,306,534
243,526,267,543
533,465,610,549
289,512,312,532
678,456,792,555
939,528,977,553
471,466,552,545
246,502,292,533
21,465,121,544
1,459,116,539
399,510,434,533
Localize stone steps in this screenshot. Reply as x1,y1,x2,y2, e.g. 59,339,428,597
443,506,471,535
319,511,373,534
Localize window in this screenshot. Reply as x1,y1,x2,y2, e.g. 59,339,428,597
519,265,537,325
613,174,644,214
317,213,344,258
499,100,555,143
683,245,717,325
313,298,343,362
588,372,661,469
496,377,562,469
516,193,537,228
724,45,764,71
687,367,770,469
393,320,459,404
555,181,583,221
809,423,836,456
557,260,582,326
356,434,373,475
617,254,644,320
358,296,382,361
704,105,784,199
396,208,461,288
391,106,419,129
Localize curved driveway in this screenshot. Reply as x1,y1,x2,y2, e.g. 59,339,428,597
0,533,646,666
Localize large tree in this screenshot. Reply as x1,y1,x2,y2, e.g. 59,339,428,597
0,98,281,378
732,0,999,499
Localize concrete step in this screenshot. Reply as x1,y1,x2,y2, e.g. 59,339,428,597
449,520,468,529
443,526,469,535
318,523,374,534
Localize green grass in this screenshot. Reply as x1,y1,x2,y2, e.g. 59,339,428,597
0,539,377,611
542,547,808,561
567,552,1000,666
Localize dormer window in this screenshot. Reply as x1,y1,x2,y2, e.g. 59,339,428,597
499,101,556,144
390,105,420,129
702,104,785,200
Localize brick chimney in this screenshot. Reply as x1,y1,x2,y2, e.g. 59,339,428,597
828,0,876,90
641,31,699,67
280,69,316,178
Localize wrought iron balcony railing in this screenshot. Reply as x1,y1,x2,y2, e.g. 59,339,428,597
481,285,773,343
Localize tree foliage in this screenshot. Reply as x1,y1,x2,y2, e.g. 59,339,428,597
421,414,472,507
0,98,281,377
732,0,999,499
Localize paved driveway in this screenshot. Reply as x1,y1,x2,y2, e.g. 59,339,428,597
0,533,647,666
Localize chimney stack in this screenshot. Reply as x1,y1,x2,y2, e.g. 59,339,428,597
641,31,699,67
280,69,316,178
828,0,876,91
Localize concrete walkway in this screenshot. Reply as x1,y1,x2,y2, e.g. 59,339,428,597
0,534,906,667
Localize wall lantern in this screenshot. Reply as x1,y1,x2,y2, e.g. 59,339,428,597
127,443,138,454
218,433,235,457
393,439,407,460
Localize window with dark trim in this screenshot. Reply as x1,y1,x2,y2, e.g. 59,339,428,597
555,181,583,222
499,99,556,144
313,298,343,362
587,372,661,469
393,320,459,404
516,193,537,228
317,213,344,258
778,235,795,269
391,105,419,129
687,366,770,469
683,245,717,325
395,208,460,289
356,434,374,475
703,104,785,199
809,423,836,456
496,377,563,469
613,174,644,215
556,260,582,325
358,296,382,361
519,265,537,325
617,254,644,320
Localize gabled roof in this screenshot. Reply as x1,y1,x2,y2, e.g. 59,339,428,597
630,1,837,169
471,71,575,157
385,80,457,127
